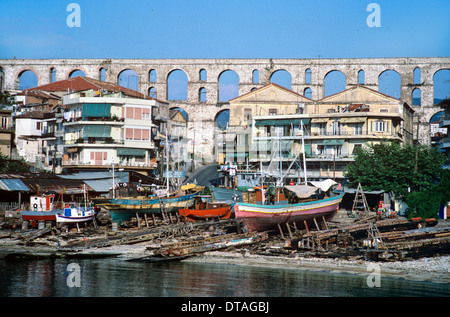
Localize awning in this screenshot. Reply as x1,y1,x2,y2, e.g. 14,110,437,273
117,148,146,156
309,179,338,192
82,125,111,138
322,139,345,146
254,118,310,127
339,117,366,123
81,103,111,117
311,118,329,123
0,179,30,192
284,185,318,198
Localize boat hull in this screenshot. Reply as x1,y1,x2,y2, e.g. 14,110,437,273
103,191,202,224
179,205,233,221
235,194,344,232
56,214,95,224
21,211,59,221
210,186,243,203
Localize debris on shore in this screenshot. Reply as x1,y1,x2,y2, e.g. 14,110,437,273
1,208,449,265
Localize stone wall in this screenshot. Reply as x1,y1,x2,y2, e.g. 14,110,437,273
1,57,449,161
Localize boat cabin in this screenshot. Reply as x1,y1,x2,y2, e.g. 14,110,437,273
30,195,55,211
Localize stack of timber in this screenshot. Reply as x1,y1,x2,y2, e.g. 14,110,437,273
361,225,450,261
289,216,445,260
131,231,269,262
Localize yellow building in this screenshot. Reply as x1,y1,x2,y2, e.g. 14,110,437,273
224,84,414,181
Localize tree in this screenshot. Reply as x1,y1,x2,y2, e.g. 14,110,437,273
0,152,30,173
405,169,450,219
344,142,446,198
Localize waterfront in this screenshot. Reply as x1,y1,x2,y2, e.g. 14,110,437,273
1,257,448,297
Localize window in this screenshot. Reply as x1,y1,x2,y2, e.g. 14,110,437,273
36,122,41,130
374,120,388,132
269,109,277,116
319,123,326,135
353,123,363,135
125,128,151,140
332,121,340,135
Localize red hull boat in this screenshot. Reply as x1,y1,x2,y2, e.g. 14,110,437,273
178,195,233,221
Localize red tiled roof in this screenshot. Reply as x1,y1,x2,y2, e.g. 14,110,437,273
23,76,168,103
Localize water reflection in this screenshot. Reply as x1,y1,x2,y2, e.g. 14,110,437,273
0,258,448,297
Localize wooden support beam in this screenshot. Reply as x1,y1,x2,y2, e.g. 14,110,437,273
277,223,285,239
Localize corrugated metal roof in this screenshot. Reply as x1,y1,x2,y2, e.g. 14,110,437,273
0,179,30,192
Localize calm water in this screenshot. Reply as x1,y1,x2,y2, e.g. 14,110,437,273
0,258,448,297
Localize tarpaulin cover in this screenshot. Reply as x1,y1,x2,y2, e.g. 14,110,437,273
283,185,318,198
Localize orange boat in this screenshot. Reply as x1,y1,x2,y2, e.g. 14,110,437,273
178,195,233,221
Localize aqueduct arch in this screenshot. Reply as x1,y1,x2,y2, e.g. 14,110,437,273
1,57,449,158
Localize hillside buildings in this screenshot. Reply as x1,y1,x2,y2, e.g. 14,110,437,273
222,83,415,183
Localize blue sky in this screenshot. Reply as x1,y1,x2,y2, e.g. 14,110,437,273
1,0,449,100
1,0,449,59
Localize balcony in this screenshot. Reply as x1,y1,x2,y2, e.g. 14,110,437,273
62,160,157,169
439,114,450,129
439,137,450,150
64,138,125,146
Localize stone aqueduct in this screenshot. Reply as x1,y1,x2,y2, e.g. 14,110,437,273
1,57,449,160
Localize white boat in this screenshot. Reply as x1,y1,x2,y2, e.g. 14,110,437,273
56,205,98,224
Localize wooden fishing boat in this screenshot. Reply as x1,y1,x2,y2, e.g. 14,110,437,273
56,205,98,224
235,185,344,232
178,195,233,221
21,194,61,222
99,186,205,224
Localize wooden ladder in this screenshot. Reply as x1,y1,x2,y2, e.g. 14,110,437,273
352,183,370,217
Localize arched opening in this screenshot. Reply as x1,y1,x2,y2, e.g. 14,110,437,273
433,69,450,104
304,87,312,99
18,70,38,90
252,70,259,84
215,109,230,130
99,68,106,81
199,87,207,102
412,88,421,106
171,107,189,122
378,70,401,99
414,67,421,85
118,69,139,92
305,69,312,84
199,69,207,81
429,111,445,148
270,70,292,89
324,70,346,97
69,69,86,78
218,70,239,102
167,69,188,101
49,68,56,83
149,69,157,82
148,87,157,99
358,70,365,84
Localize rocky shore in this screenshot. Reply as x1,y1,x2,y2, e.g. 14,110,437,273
185,251,450,284
1,212,449,285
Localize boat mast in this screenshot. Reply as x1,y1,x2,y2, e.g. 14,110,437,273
301,120,307,184
166,128,170,196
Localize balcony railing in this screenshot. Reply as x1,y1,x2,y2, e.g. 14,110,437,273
62,160,157,168
64,138,125,145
